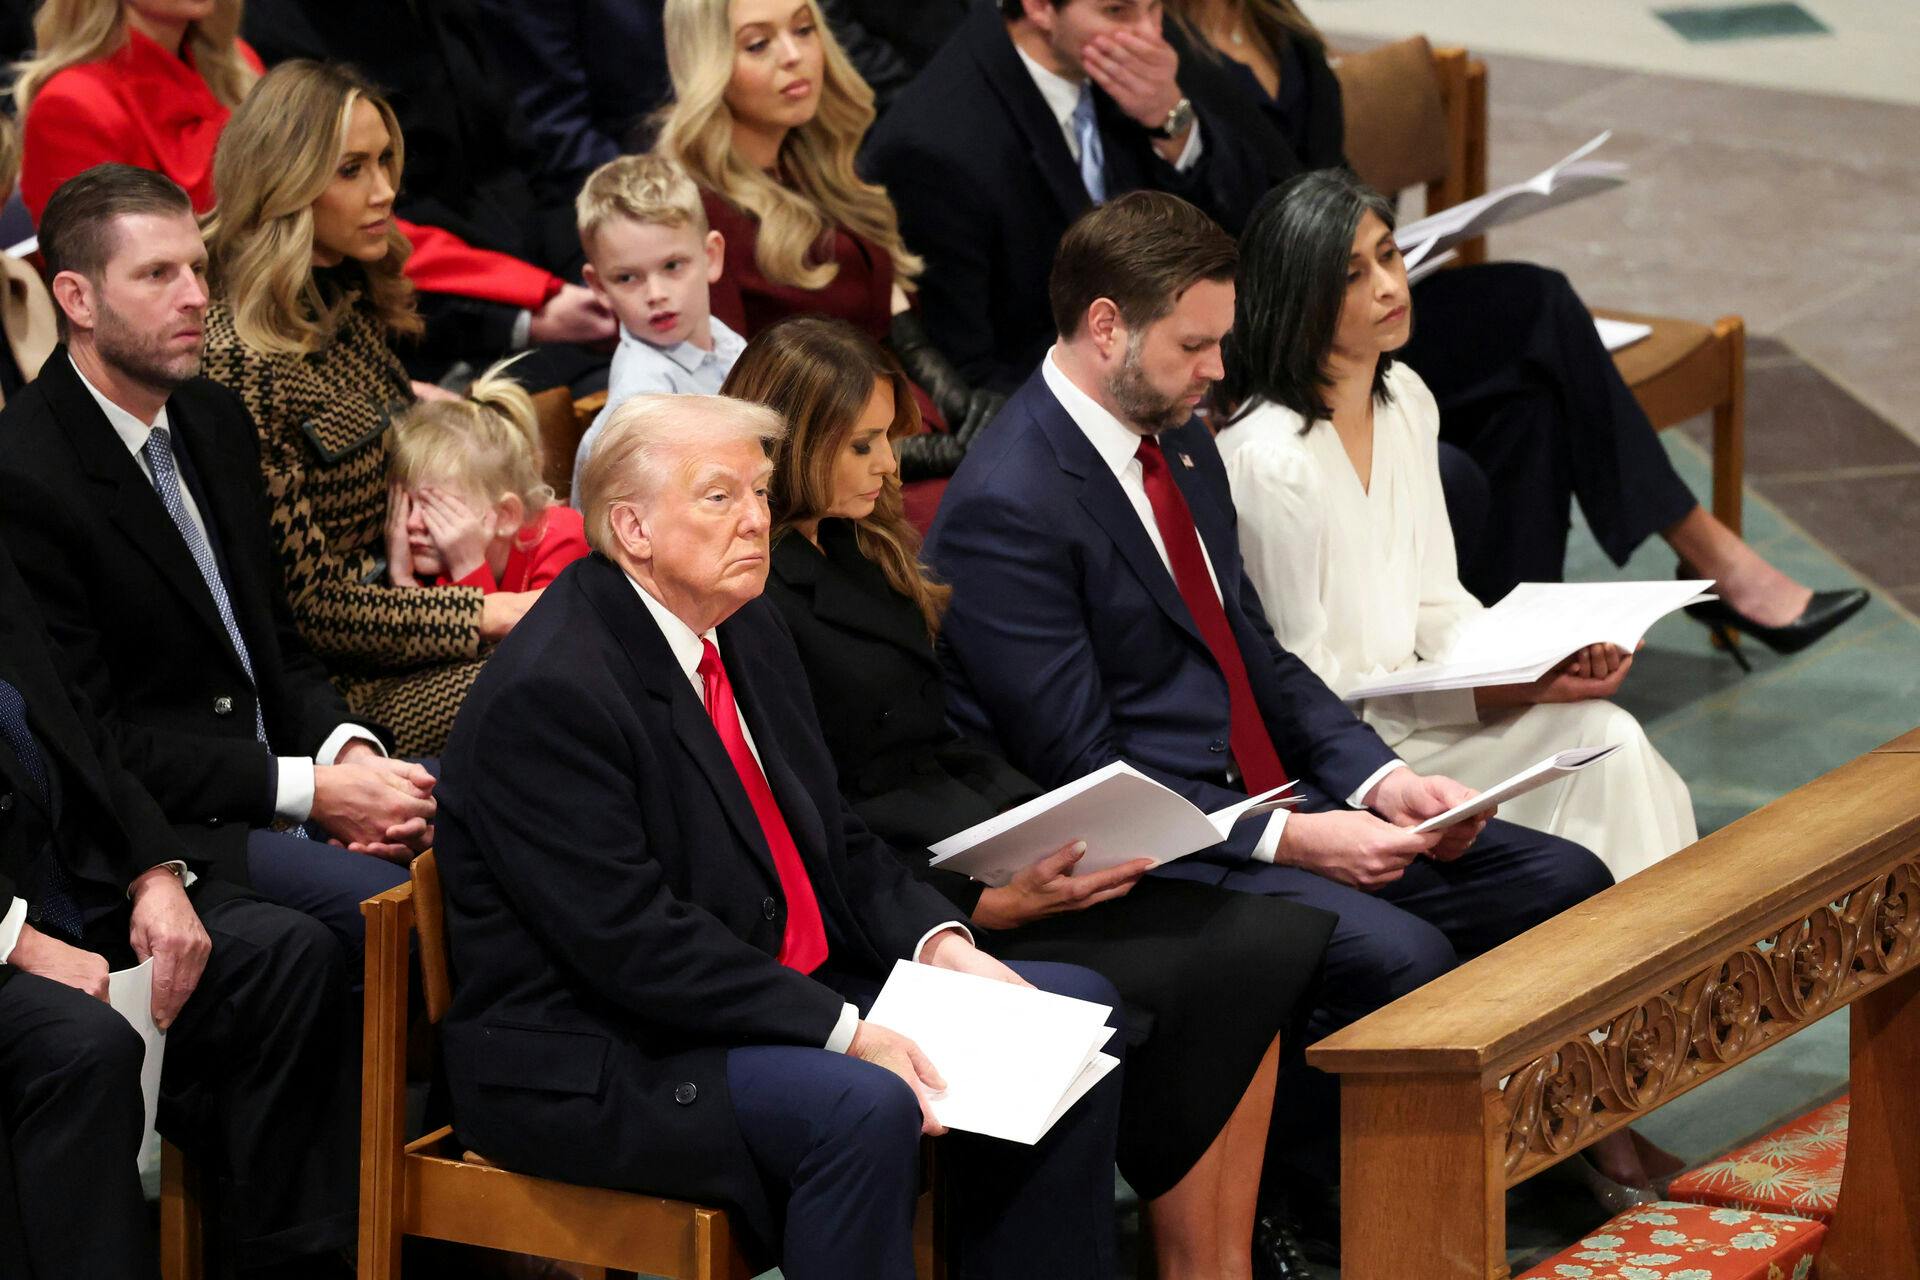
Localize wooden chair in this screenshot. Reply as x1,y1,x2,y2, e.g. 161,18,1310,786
361,852,948,1278
359,851,756,1279
160,1139,203,1280
1335,41,1745,536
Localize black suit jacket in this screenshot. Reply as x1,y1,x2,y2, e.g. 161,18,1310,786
0,351,384,883
820,0,979,109
763,522,1040,915
924,370,1399,871
434,554,958,1252
862,5,1271,392
474,0,670,188
0,539,205,987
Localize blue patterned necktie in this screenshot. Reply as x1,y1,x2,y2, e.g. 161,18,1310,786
144,427,309,839
0,676,87,939
1071,85,1108,204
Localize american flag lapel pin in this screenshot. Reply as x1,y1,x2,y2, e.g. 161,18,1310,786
1179,451,1195,469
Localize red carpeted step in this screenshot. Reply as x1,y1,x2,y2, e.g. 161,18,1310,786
1516,1201,1824,1279
1668,1096,1849,1223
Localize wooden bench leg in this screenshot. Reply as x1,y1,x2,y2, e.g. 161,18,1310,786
1338,1074,1508,1279
1821,965,1920,1277
159,1139,203,1280
1710,316,1746,538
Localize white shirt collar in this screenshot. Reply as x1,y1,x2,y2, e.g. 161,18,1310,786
1015,42,1086,138
629,315,747,377
70,353,171,458
625,571,716,687
1041,346,1149,480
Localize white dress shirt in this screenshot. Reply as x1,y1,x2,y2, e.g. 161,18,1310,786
626,577,968,1054
571,318,747,497
1042,351,1405,863
1014,45,1203,174
70,358,382,825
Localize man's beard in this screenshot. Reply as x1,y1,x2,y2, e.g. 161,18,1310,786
95,297,202,393
1105,334,1201,436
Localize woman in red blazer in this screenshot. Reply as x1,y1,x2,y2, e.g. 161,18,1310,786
15,0,569,322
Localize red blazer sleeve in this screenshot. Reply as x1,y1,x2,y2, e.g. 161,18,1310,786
20,73,140,222
399,219,565,310
520,506,590,590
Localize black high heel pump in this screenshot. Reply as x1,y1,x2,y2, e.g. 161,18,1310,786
1680,566,1869,671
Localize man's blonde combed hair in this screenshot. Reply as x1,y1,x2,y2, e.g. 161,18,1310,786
576,152,710,255
577,394,787,555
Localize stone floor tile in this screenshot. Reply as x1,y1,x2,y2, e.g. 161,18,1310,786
1756,470,1920,587
1721,355,1920,476
1776,264,1920,447
1478,49,1635,115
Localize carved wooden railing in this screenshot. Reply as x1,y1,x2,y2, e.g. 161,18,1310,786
1307,729,1920,1279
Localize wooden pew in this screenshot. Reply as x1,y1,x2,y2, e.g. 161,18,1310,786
1307,729,1920,1279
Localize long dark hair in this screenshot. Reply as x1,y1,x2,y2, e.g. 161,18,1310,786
722,316,952,637
1216,169,1399,427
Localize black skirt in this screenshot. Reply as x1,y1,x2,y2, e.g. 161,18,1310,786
978,877,1333,1200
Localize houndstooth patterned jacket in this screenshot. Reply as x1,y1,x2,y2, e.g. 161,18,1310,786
201,289,487,754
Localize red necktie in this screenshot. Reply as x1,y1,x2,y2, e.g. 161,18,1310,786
698,639,831,973
1134,437,1290,794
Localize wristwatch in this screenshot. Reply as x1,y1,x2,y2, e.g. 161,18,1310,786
1149,97,1195,141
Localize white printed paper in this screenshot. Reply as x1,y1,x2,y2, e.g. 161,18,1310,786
1413,745,1623,833
865,961,1118,1145
109,958,167,1187
928,760,1299,886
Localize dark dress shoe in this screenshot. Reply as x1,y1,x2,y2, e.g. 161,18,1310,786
1253,1209,1315,1280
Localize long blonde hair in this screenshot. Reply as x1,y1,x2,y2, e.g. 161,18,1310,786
205,60,422,355
13,0,257,113
726,316,950,637
390,358,555,519
658,0,921,291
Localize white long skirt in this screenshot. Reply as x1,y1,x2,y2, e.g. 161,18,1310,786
1394,699,1696,883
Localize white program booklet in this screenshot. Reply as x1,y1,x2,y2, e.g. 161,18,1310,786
928,760,1300,887
1595,317,1653,352
109,958,167,1189
1344,581,1714,700
1413,745,1624,833
1402,131,1627,282
864,961,1120,1145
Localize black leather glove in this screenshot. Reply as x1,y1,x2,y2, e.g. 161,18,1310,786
888,313,1005,480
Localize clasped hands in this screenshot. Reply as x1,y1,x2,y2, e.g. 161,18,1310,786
313,739,436,861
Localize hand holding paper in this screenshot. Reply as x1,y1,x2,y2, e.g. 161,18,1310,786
849,1019,950,1135
865,962,1119,1144
970,841,1155,929
1370,770,1490,861
1413,746,1623,834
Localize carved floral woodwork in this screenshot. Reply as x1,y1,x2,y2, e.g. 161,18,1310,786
1499,855,1920,1183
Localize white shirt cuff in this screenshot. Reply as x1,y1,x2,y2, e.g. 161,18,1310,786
1349,760,1409,809
1173,118,1203,172
0,897,27,963
273,756,315,823
125,860,197,898
825,1001,861,1054
317,723,385,765
1251,808,1289,862
913,922,973,962
281,725,386,822
511,308,534,350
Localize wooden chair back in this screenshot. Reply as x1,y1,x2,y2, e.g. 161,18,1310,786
1333,39,1487,265
530,386,582,503
1308,731,1920,1277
